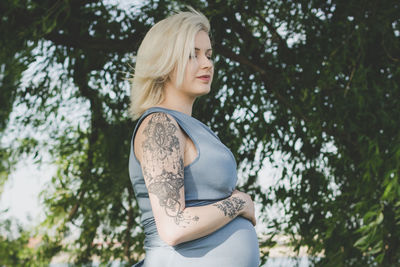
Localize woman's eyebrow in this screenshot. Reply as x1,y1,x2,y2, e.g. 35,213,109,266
195,48,213,53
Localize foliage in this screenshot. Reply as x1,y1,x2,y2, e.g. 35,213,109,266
0,0,399,266
0,215,62,266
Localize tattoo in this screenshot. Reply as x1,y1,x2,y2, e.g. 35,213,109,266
143,113,180,161
142,113,198,226
213,197,246,218
147,168,185,224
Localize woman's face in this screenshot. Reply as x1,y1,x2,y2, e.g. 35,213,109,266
171,30,214,98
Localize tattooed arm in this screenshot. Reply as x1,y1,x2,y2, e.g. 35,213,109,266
134,112,255,246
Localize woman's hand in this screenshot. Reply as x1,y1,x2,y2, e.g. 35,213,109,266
231,190,256,226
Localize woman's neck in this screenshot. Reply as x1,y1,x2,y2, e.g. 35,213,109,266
158,84,196,116
156,100,194,116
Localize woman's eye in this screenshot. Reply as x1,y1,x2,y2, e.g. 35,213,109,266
189,54,212,60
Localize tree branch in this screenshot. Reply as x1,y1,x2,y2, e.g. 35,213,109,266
213,43,267,75
124,186,135,262
45,31,142,53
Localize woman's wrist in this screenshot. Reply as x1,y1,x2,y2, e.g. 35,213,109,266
212,194,247,218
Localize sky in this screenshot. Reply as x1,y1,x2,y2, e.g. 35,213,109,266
0,156,56,227
0,0,134,228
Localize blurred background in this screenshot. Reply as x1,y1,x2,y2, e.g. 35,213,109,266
0,0,399,266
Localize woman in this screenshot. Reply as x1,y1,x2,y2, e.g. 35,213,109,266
128,8,260,267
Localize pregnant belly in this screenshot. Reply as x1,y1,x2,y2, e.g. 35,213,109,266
172,216,260,266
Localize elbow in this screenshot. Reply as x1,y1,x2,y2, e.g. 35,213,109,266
164,237,180,247
159,229,183,246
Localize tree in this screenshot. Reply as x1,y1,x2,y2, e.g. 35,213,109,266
0,0,399,266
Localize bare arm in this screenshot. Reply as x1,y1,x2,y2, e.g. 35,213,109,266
134,112,255,246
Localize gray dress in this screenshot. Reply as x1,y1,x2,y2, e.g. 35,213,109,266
128,107,260,267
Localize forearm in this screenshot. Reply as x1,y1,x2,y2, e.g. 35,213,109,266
156,195,245,246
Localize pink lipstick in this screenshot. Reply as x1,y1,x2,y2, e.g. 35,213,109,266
197,75,211,82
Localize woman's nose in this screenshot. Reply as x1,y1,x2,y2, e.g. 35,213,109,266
200,54,213,69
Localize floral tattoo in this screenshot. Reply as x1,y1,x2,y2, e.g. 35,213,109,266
213,197,246,218
142,113,198,226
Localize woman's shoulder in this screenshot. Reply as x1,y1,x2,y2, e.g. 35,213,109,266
134,110,186,162
136,110,184,140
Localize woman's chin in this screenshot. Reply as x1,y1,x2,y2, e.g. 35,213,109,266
196,86,211,96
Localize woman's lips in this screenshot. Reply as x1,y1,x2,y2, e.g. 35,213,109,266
197,75,211,82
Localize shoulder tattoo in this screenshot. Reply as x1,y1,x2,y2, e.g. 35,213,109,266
141,113,198,226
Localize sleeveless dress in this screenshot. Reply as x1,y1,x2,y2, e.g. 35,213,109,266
128,107,260,267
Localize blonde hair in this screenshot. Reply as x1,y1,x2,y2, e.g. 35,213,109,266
129,8,210,120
